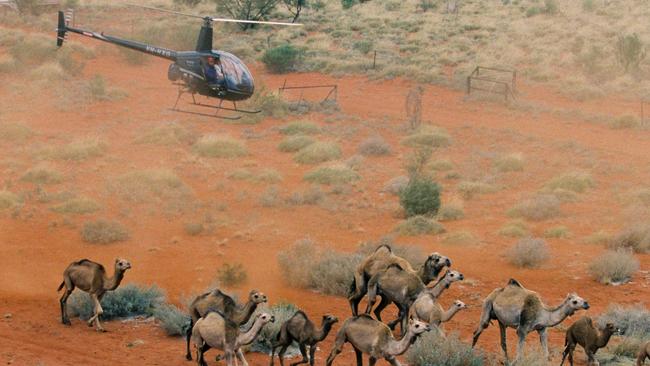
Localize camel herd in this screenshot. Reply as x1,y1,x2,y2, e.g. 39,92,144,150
57,245,650,366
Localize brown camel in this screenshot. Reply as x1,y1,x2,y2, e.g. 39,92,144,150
57,258,132,332
270,311,339,366
560,316,619,366
185,289,268,360
409,299,466,335
348,244,451,316
472,279,589,365
192,311,275,366
365,267,463,335
325,315,430,366
638,341,650,366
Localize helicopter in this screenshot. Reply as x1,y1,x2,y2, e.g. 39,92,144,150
56,5,301,119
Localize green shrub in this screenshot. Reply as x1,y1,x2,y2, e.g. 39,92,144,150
0,122,33,142
262,44,304,73
67,284,164,320
507,194,561,221
278,135,316,152
304,164,360,185
51,197,100,214
341,0,358,9
395,216,445,236
153,303,190,337
616,33,646,72
407,332,484,366
353,40,373,54
81,219,130,244
279,121,320,135
0,191,21,210
248,302,299,354
193,135,247,158
499,220,529,238
21,165,63,185
358,136,391,156
544,226,570,238
400,177,441,217
589,250,639,285
216,263,248,287
608,225,650,253
294,142,341,164
544,172,594,193
507,238,549,268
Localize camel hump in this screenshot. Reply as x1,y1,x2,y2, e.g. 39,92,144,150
507,278,522,287
74,259,104,272
375,244,393,254
356,314,374,320
293,310,308,319
387,263,404,271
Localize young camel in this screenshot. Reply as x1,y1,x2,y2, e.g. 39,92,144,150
560,316,619,366
57,258,132,332
348,244,451,316
270,311,339,366
365,267,464,335
325,315,431,366
472,279,590,365
192,311,275,366
409,299,467,336
185,289,268,360
638,341,650,366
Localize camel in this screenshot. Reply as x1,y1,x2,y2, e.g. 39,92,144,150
185,289,268,360
325,315,431,366
560,316,619,366
192,311,275,366
638,341,650,366
57,258,132,332
409,299,467,335
270,311,339,366
472,279,589,365
348,244,451,316
365,267,463,335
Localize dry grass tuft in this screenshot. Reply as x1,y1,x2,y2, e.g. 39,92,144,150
216,263,248,287
608,224,650,253
51,196,101,214
382,175,409,195
437,199,465,221
0,190,21,210
499,220,530,238
427,159,454,173
583,230,612,245
544,225,571,238
279,121,320,135
507,194,561,221
135,122,195,146
277,135,316,152
193,135,247,158
293,141,341,164
401,126,451,148
81,219,130,244
395,216,445,236
37,138,107,161
304,164,360,185
357,136,391,156
457,181,498,199
21,165,63,185
494,153,525,172
442,230,477,245
109,169,192,212
589,250,639,285
544,171,594,193
507,238,550,268
0,122,33,142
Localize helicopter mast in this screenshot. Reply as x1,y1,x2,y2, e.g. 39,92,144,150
195,17,213,53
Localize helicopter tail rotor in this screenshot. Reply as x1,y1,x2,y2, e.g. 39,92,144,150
56,11,67,47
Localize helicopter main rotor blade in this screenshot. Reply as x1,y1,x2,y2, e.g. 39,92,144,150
125,3,205,19
210,17,302,26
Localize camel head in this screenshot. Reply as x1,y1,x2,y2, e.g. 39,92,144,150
564,293,589,314
256,312,275,324
453,300,467,310
114,258,132,272
604,322,620,335
408,318,431,335
248,290,268,304
322,314,339,326
441,269,464,287
425,252,452,274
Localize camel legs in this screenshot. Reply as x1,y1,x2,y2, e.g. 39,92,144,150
368,356,377,366
515,327,528,365
197,343,210,366
472,308,492,348
537,328,549,360
325,332,346,366
235,348,248,366
364,283,379,315
499,322,511,366
87,293,105,332
308,344,316,366
637,350,648,366
348,274,367,316
354,347,363,366
290,344,308,366
186,318,195,360
373,297,391,323
560,342,576,366
275,343,290,366
59,283,74,325
385,356,402,366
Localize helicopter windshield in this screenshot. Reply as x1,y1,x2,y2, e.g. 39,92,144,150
216,52,254,95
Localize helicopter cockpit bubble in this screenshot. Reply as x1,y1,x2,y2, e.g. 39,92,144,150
215,51,254,98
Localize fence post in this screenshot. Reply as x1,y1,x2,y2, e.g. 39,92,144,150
372,50,377,70
466,76,471,95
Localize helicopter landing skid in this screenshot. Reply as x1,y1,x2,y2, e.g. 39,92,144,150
171,87,260,120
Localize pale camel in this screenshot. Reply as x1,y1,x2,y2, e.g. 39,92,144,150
409,299,466,335
365,267,463,335
638,341,650,366
560,316,619,366
348,244,451,316
192,311,275,366
326,315,430,366
472,279,589,365
270,311,338,366
185,289,268,360
57,258,131,332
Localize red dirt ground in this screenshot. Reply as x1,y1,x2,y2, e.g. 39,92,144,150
0,29,649,366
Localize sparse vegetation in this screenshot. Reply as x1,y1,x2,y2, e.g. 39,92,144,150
135,123,195,145
294,142,341,164
401,126,451,148
458,181,498,199
507,238,550,268
81,219,130,244
216,263,248,287
395,216,445,236
589,250,639,285
399,176,441,217
50,196,101,214
110,169,191,208
544,226,570,238
183,222,204,236
248,302,300,354
21,165,63,185
382,176,409,195
278,135,316,152
610,115,640,129
544,172,594,193
507,194,561,221
0,190,21,210
153,303,190,337
615,33,646,73
193,135,247,158
427,159,454,173
66,284,164,320
286,185,325,205
494,153,524,172
407,332,485,366
279,121,320,135
442,230,477,245
437,200,464,221
304,164,360,185
0,122,33,142
598,304,650,340
499,220,530,238
583,230,612,245
608,224,650,253
358,136,391,156
262,44,304,73
37,138,107,161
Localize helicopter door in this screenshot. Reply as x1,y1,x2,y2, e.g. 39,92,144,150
217,52,254,96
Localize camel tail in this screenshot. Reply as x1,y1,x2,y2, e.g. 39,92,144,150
57,281,64,292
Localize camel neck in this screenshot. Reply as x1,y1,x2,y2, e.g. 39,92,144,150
103,268,125,291
417,265,436,284
596,330,614,348
233,301,258,324
427,277,450,298
386,329,417,356
236,318,265,347
541,300,574,327
315,321,334,342
441,306,462,322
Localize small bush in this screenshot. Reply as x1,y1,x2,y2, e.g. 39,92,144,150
458,181,497,199
50,197,100,214
401,126,451,148
494,153,524,172
427,159,454,172
67,284,164,320
598,304,650,338
0,122,33,142
294,142,341,164
616,33,646,72
81,219,130,244
279,121,320,135
286,185,325,205
400,177,441,217
499,220,529,238
110,169,190,205
544,172,594,193
608,225,650,253
136,123,195,145
247,302,299,354
193,135,247,158
610,115,640,129
507,238,550,268
262,44,304,73
216,263,248,287
0,190,21,210
30,62,65,82
153,303,190,337
309,250,360,296
278,135,315,152
395,216,445,236
407,332,484,366
277,238,318,288
544,226,570,238
507,194,561,221
184,222,204,236
21,165,63,185
583,230,612,245
358,136,391,156
610,336,648,358
341,0,358,9
589,250,639,285
304,164,360,185
382,176,409,195
437,200,464,221
39,138,107,161
260,185,281,207
442,231,477,245
353,40,373,54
